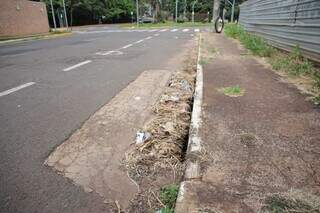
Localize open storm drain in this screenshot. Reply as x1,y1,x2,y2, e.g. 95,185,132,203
123,43,198,212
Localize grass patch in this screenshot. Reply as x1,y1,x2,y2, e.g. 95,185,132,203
224,23,274,57
262,195,320,213
219,86,245,97
120,21,211,29
270,47,315,76
159,184,179,213
224,23,320,104
199,57,209,65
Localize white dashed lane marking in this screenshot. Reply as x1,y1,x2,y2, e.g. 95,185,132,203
63,60,92,72
0,82,35,97
121,44,133,49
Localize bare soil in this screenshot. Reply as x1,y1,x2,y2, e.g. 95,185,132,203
196,33,320,212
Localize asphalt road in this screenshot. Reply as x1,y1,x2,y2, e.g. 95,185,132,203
0,26,203,213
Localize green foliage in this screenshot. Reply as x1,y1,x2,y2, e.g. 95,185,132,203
224,23,274,57
43,0,241,26
159,184,179,211
177,17,185,23
225,23,320,105
160,207,174,213
271,46,315,77
220,86,245,97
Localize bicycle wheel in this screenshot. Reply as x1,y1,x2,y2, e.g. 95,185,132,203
214,17,224,33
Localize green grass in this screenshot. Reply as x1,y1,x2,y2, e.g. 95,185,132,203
199,57,209,65
120,21,211,29
224,23,320,104
224,23,274,57
270,47,315,76
159,184,179,213
220,86,245,97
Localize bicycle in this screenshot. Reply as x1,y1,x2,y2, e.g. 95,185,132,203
214,3,225,33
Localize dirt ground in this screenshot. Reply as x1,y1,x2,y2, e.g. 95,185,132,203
195,33,320,212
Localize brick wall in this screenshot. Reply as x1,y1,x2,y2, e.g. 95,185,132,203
0,0,50,37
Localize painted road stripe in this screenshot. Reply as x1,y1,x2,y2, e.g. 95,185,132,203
153,33,160,36
122,44,133,49
160,29,168,32
183,29,189,32
63,60,92,72
194,29,200,32
135,39,144,44
145,36,153,40
171,29,178,32
0,82,35,97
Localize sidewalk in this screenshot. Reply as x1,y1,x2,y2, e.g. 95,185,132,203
176,33,320,212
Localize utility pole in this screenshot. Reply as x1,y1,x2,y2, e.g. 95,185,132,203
136,0,139,27
50,0,57,29
183,0,187,20
192,1,196,23
62,0,69,29
70,0,73,30
212,0,220,23
231,0,235,22
175,0,178,22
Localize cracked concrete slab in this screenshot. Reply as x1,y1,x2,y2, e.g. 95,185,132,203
45,69,172,208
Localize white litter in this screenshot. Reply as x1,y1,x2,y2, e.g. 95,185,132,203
135,131,151,145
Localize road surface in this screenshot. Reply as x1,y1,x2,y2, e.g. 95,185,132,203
0,25,205,213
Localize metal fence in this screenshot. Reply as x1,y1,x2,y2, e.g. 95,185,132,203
239,0,320,62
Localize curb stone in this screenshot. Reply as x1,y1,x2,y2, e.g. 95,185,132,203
175,34,203,213
0,32,72,44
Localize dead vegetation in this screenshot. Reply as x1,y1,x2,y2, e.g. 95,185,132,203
262,191,320,213
123,39,198,212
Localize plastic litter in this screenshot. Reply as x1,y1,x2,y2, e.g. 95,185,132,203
135,131,151,145
179,79,192,92
160,93,180,103
169,79,193,92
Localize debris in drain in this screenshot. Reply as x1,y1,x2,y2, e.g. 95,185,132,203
160,93,180,103
123,41,198,212
169,79,193,92
135,131,151,145
162,122,175,134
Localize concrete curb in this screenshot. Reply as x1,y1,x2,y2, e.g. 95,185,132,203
0,32,72,44
175,34,203,213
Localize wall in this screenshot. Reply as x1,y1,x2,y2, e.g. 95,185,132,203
239,0,320,62
0,0,49,37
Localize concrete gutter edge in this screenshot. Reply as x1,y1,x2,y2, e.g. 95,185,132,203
0,32,72,44
175,33,203,213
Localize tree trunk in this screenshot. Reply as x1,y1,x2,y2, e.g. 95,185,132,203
70,0,73,28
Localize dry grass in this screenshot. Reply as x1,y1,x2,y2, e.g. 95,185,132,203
123,37,198,212
262,191,320,213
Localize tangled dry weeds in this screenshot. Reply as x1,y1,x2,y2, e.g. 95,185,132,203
123,43,198,212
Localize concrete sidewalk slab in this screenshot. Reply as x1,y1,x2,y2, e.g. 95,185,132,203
176,33,320,212
45,69,171,209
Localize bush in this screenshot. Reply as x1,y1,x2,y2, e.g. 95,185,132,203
177,17,185,23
